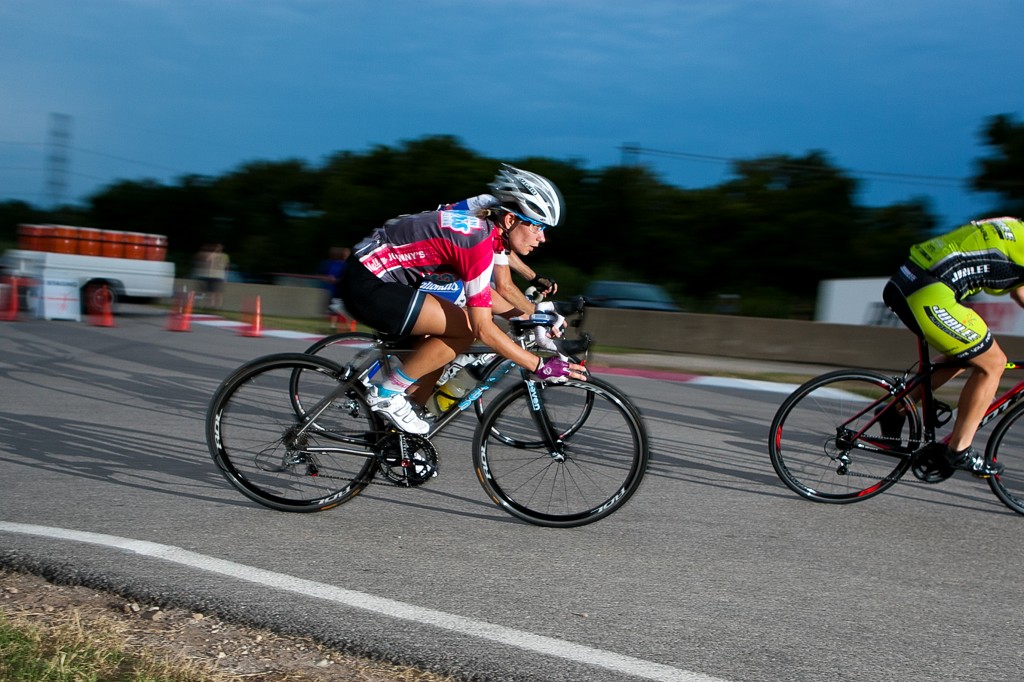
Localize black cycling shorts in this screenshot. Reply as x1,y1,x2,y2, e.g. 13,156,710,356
337,257,426,337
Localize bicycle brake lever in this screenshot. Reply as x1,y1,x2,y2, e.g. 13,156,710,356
554,333,591,360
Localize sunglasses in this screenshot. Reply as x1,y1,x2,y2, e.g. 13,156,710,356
509,210,549,232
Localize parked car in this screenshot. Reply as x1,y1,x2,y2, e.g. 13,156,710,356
583,280,681,312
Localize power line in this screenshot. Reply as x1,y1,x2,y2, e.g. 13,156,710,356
71,146,192,175
625,144,971,189
1,139,193,175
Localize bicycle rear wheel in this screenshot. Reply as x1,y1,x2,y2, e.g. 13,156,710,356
473,377,649,527
207,353,381,512
769,370,918,503
304,331,378,365
985,402,1024,516
294,331,378,415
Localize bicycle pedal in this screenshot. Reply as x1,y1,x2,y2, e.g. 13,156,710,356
910,446,955,484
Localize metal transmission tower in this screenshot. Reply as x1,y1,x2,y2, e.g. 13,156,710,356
45,112,72,208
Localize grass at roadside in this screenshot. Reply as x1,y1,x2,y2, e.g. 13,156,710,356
0,609,220,682
2,569,460,682
196,309,348,337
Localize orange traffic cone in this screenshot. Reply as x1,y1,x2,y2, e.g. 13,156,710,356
330,311,357,332
166,290,194,332
240,295,263,337
0,276,19,322
90,285,115,327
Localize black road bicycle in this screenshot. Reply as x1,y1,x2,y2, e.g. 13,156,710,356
769,335,1024,515
304,296,589,423
206,315,650,528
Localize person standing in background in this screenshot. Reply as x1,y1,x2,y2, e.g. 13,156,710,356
317,246,351,315
196,243,229,309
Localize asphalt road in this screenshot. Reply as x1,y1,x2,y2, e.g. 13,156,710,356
1,308,1022,682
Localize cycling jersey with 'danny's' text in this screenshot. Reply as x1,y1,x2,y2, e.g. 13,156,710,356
352,210,504,309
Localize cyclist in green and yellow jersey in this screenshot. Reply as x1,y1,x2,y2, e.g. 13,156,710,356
883,216,1024,476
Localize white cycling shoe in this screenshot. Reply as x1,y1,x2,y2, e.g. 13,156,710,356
366,385,430,435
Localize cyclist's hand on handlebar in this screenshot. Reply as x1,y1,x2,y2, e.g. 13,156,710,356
530,275,558,297
534,302,566,337
534,356,587,383
533,326,559,351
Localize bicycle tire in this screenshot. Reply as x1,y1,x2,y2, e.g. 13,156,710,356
985,402,1024,516
303,331,379,363
294,331,378,416
472,377,649,527
768,369,918,503
473,358,595,447
207,353,381,512
472,355,517,422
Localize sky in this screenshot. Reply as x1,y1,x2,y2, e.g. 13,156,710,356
1,0,1022,227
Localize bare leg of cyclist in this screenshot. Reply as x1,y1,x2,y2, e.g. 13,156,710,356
404,288,521,406
948,342,1007,451
403,296,474,406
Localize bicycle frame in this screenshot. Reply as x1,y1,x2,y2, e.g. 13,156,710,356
302,333,569,459
859,336,1024,457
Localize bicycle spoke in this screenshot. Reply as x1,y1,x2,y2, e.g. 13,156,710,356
208,354,379,512
986,403,1024,516
769,370,916,503
474,378,648,527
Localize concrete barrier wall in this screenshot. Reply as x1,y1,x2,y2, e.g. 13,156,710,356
176,279,329,319
174,280,1024,370
576,307,1024,371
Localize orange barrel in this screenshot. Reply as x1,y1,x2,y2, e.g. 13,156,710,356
77,227,102,256
101,230,125,258
36,225,55,251
144,233,168,261
123,232,146,259
52,225,78,254
17,224,45,251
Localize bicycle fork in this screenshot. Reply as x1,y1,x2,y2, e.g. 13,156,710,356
526,381,566,461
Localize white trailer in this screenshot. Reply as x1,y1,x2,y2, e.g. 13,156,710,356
1,248,176,315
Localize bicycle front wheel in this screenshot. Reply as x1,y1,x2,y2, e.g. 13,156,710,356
472,356,519,423
473,377,649,527
769,370,917,503
473,359,595,447
207,353,382,512
985,402,1024,516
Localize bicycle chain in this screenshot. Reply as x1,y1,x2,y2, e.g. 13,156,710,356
830,431,940,485
295,430,439,488
837,433,956,485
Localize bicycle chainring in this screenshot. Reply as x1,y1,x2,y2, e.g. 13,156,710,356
910,448,955,483
376,433,439,487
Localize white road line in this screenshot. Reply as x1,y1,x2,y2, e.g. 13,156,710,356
0,522,730,682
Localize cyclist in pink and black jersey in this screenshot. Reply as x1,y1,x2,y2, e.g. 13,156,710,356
437,193,566,347
440,193,560,312
339,164,586,434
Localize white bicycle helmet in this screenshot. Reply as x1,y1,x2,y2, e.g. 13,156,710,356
489,163,564,228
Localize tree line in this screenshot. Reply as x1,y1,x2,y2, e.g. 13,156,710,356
1,114,1021,317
